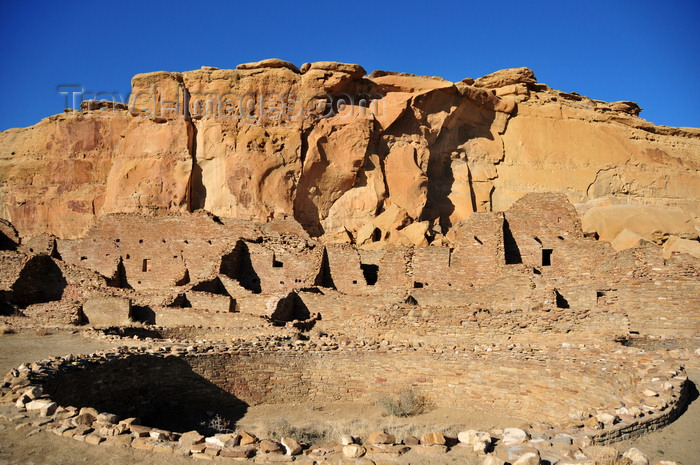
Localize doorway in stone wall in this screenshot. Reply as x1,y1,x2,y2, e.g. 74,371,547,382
360,264,378,285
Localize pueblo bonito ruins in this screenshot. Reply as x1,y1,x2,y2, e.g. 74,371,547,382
0,59,699,465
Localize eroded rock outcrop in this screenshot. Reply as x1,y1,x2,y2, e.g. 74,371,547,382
1,61,698,242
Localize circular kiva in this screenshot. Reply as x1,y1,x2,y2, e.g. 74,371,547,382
2,341,691,460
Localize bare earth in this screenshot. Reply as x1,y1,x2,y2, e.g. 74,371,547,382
0,331,698,465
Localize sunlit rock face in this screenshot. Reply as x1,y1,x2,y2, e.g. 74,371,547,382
1,61,698,242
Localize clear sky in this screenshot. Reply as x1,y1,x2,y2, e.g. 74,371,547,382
1,0,698,131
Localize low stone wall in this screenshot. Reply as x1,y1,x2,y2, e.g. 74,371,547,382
2,341,689,434
0,340,691,464
183,348,638,423
40,352,246,433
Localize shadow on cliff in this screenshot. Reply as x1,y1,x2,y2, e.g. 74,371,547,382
43,354,248,434
384,87,500,233
293,128,326,237
189,123,208,211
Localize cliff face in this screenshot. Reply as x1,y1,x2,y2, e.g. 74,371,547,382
1,59,699,241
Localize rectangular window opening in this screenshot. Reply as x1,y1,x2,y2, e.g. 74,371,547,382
542,249,553,266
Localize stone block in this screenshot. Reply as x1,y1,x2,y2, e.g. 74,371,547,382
220,445,255,458
623,447,649,465
258,439,283,454
238,430,257,445
343,444,366,458
501,428,529,446
281,437,302,455
367,431,396,445
179,430,205,446
420,431,446,446
85,433,104,445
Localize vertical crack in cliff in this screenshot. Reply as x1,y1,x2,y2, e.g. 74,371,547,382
586,167,613,199
188,120,205,212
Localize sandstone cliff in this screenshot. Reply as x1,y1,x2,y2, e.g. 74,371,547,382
1,59,698,243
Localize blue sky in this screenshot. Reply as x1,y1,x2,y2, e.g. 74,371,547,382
1,0,698,130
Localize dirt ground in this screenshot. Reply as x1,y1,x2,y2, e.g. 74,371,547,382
0,330,698,465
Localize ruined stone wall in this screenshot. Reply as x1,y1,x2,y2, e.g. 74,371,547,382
324,244,373,293
16,342,686,438
3,341,692,460
41,353,245,433
362,247,413,290
3,193,695,335
185,349,640,423
246,242,322,293
0,251,26,290
449,212,505,286
36,347,642,424
56,214,251,290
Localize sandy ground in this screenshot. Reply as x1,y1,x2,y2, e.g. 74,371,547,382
0,330,698,464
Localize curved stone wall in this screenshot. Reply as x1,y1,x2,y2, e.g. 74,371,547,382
5,341,688,435
41,353,247,433
182,348,637,423
0,343,692,463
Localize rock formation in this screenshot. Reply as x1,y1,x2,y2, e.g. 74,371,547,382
1,60,698,246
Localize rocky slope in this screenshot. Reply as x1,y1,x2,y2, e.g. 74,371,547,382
1,59,698,242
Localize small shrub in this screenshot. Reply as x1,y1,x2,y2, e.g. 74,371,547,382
200,413,234,435
377,387,429,417
267,417,333,444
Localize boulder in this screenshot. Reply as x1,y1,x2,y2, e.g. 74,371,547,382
610,228,655,251
179,430,205,446
663,235,700,259
307,61,366,78
420,432,446,446
501,427,529,446
623,447,649,465
458,430,490,446
343,444,366,458
258,439,283,454
220,445,255,458
72,412,96,427
367,431,396,445
398,221,430,246
474,67,536,88
582,205,697,244
236,59,300,73
280,437,302,455
238,430,257,446
512,451,540,465
26,399,55,414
